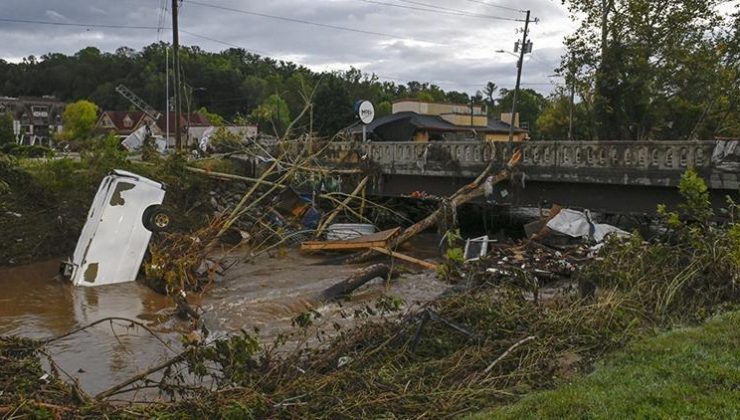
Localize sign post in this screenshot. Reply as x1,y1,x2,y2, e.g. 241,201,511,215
354,100,375,142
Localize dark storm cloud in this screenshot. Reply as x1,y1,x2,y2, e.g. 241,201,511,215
0,0,575,94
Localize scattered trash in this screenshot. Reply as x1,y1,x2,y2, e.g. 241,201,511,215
121,125,167,153
463,235,496,262
326,223,376,241
546,208,630,243
337,356,353,368
711,139,740,172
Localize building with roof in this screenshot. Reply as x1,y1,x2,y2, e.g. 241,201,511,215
97,111,210,141
0,96,66,146
96,111,255,147
349,99,527,143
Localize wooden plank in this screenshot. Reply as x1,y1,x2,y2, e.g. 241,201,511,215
370,247,438,271
301,240,389,251
301,228,401,251
342,227,400,244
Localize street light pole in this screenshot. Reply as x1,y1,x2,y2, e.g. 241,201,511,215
507,10,531,150
172,0,182,151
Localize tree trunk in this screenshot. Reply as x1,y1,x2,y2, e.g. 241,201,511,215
347,150,521,264
320,263,390,301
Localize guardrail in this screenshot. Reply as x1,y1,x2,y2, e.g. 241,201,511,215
323,140,717,172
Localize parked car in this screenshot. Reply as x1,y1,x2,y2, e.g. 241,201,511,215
60,170,170,287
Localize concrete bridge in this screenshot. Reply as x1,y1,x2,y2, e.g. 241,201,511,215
323,140,740,214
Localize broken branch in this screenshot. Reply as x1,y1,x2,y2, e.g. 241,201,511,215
483,335,536,374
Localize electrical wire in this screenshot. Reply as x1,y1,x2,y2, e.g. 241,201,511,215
459,0,524,13
156,0,168,41
0,17,159,30
180,30,271,56
356,0,522,21
185,0,442,43
393,0,523,20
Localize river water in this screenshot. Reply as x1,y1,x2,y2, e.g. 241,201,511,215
0,239,449,397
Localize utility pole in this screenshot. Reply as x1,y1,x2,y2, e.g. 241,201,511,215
507,10,531,149
470,98,474,127
172,0,182,151
568,51,576,141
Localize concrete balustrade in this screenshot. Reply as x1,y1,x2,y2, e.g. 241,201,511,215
320,140,737,190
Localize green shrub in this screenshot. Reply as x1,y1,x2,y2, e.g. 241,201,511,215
581,169,740,322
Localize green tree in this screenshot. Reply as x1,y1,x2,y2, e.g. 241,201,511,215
483,82,498,111
536,90,593,140
493,88,548,139
561,0,738,140
251,94,291,137
62,100,98,141
197,107,225,126
0,113,15,145
375,101,392,117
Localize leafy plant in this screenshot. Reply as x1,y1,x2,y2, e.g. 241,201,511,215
582,169,739,321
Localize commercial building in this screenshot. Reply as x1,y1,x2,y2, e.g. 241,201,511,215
0,96,66,145
349,99,527,142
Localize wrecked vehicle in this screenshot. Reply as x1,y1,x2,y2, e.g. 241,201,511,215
60,170,170,287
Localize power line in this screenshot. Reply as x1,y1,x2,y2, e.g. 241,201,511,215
156,0,168,41
357,0,522,22
180,30,271,56
393,0,523,20
185,0,441,44
458,0,524,13
0,17,160,30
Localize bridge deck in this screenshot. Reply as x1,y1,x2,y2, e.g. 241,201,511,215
314,140,739,214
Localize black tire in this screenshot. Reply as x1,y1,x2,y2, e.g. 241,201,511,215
143,205,172,232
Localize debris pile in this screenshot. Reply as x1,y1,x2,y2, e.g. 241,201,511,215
208,181,251,217
479,242,583,286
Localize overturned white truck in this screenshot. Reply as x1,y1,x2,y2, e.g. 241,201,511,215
60,170,170,287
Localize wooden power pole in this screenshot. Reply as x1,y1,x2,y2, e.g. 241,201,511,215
172,0,182,151
507,10,532,149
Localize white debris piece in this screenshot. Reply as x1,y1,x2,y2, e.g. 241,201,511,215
546,209,630,243
121,125,148,151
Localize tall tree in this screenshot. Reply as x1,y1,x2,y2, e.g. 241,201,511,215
493,89,548,139
483,82,498,110
561,0,738,140
536,89,594,140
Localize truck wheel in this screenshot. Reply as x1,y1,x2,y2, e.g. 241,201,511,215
143,205,171,232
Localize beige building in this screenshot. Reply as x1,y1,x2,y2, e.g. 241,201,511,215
392,99,527,142
350,99,527,143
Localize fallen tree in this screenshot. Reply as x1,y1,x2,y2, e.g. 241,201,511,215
349,148,522,264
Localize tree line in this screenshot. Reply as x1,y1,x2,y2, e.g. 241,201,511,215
0,43,536,139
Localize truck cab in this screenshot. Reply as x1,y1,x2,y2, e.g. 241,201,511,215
60,170,169,287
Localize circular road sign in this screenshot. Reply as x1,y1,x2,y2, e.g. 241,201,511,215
355,100,375,125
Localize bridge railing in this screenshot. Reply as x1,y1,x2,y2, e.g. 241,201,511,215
519,141,715,171
322,140,717,172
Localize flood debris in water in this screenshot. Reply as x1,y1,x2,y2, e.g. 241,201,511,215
60,169,169,288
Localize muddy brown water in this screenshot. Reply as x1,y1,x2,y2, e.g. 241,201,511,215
0,238,449,398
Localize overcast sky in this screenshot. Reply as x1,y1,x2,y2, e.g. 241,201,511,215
0,0,579,95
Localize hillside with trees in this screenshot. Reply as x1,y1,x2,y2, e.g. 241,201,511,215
0,44,505,138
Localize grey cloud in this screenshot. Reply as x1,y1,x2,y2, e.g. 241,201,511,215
0,0,577,94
